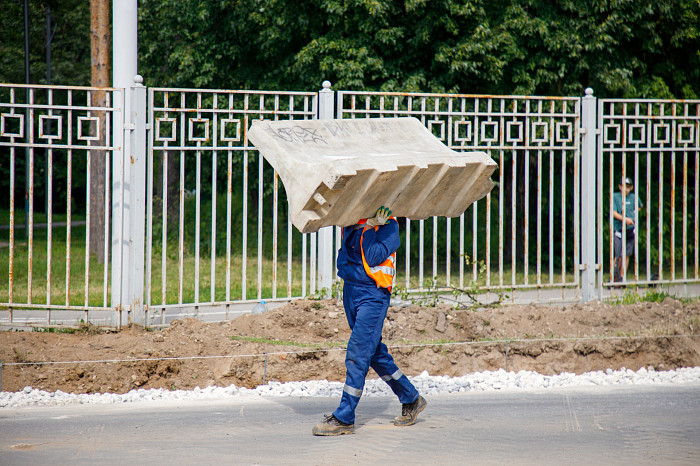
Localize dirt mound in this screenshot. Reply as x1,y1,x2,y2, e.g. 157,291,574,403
1,299,699,394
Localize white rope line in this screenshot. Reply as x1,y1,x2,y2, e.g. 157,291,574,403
1,333,697,367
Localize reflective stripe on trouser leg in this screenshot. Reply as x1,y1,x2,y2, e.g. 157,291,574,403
380,369,403,382
343,383,363,398
333,283,390,425
371,341,419,404
334,384,363,425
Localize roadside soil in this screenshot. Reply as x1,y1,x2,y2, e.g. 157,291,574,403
1,298,699,394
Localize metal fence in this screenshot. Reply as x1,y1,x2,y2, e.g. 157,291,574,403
0,84,122,326
336,91,582,300
598,99,700,290
145,88,318,325
2,80,700,328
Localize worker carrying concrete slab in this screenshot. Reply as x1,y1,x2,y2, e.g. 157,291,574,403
249,117,494,434
312,206,426,436
248,117,497,233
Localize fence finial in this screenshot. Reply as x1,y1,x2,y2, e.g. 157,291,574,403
321,80,332,91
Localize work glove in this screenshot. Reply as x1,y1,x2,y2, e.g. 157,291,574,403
364,206,392,228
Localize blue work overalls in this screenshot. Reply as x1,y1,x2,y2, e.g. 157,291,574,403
333,219,419,424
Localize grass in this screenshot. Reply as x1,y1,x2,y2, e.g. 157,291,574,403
230,335,346,348
2,207,697,309
148,252,311,304
0,223,109,306
0,209,78,227
606,289,699,306
0,232,314,307
2,222,582,308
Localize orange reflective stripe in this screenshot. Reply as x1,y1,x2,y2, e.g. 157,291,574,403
359,217,397,292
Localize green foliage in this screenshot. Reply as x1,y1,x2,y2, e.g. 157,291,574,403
135,0,699,98
393,254,508,309
605,289,695,306
0,1,91,213
0,0,91,86
2,1,698,96
608,290,645,306
643,290,670,303
308,287,331,300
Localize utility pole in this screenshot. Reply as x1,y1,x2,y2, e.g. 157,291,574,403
111,0,139,324
90,0,111,263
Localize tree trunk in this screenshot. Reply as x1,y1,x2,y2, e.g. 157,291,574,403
89,0,110,263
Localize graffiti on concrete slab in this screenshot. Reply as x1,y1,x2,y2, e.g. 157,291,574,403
263,119,401,146
265,125,327,144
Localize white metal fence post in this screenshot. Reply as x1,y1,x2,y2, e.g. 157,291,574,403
110,76,146,327
580,88,597,302
110,91,126,325
317,80,335,297
128,76,147,325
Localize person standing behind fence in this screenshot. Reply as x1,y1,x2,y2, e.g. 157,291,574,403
613,177,643,283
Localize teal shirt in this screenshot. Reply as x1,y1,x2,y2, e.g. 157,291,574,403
613,192,642,231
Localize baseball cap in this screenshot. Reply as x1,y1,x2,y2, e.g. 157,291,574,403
620,176,633,186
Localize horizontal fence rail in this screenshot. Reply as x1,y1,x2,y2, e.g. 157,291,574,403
0,84,122,327
337,91,582,300
597,99,700,291
146,88,318,325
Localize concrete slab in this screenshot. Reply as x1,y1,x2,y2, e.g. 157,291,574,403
248,117,497,233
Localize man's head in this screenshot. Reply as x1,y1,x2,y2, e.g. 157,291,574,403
618,176,634,195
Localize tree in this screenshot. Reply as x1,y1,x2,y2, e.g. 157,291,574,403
134,0,698,98
0,0,91,215
89,0,110,263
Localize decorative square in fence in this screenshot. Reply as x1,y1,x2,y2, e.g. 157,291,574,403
555,122,573,143
1,113,24,138
453,120,472,142
627,123,645,145
480,121,498,144
219,118,241,142
77,115,100,141
188,117,210,143
653,123,671,144
506,121,523,143
428,119,446,141
155,117,177,142
677,124,695,144
603,123,620,145
531,121,549,143
39,114,63,141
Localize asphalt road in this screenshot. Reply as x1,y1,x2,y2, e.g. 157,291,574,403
1,384,699,465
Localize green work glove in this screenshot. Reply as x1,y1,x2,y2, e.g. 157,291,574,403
365,206,392,228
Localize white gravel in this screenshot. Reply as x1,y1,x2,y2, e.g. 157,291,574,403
2,366,699,409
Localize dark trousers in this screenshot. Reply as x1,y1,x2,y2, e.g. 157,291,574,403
332,282,419,424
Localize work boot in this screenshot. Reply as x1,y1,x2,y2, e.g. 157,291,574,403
312,414,354,436
394,395,427,426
